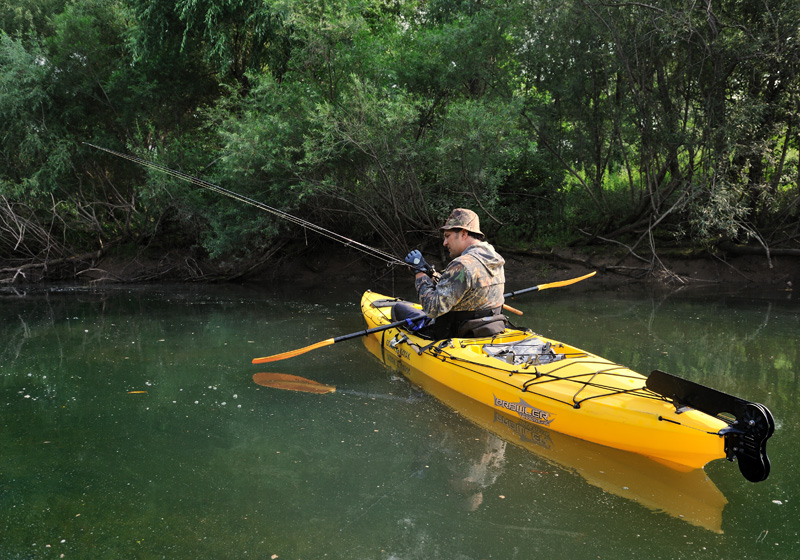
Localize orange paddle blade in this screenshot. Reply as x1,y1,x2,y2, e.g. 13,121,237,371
252,338,335,364
537,271,596,291
252,372,336,394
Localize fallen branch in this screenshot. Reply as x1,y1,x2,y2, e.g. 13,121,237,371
0,247,106,284
718,241,800,258
578,229,650,264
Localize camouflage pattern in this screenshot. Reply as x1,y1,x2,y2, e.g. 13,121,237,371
439,208,484,238
415,241,505,318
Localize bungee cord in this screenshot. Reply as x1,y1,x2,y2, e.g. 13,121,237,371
84,143,407,268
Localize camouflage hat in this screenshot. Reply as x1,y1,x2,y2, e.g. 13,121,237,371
439,208,484,238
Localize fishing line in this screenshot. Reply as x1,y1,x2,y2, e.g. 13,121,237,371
84,143,407,267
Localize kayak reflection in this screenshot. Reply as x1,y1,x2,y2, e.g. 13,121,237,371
363,333,728,534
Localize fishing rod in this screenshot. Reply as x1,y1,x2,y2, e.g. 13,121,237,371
83,143,406,268
85,144,589,317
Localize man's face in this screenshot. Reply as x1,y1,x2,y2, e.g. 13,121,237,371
442,229,468,258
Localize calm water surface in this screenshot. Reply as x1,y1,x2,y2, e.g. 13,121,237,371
1,282,797,559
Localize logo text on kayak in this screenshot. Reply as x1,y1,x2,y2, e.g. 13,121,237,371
493,395,554,426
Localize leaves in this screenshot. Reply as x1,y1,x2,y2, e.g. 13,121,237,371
1,0,799,275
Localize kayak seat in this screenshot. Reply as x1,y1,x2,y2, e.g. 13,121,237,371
370,299,403,308
391,302,435,339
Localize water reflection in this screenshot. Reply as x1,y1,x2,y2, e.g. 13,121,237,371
362,334,728,533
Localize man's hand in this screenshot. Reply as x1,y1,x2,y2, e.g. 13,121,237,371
404,250,434,276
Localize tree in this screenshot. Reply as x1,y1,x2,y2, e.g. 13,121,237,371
511,0,800,258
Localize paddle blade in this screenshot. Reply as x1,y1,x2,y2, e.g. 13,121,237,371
538,271,596,291
252,372,336,394
252,338,336,364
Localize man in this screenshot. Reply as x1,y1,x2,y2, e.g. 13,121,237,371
403,208,506,339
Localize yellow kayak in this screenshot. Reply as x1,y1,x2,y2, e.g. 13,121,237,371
360,290,774,482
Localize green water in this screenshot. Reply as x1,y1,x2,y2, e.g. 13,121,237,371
1,283,797,559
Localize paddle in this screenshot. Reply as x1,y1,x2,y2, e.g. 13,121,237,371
252,271,597,364
504,271,596,299
501,271,596,314
252,318,418,364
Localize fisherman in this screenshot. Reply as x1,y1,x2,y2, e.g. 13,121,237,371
401,208,506,339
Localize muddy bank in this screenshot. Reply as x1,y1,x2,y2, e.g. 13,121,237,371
2,242,797,296
266,243,798,297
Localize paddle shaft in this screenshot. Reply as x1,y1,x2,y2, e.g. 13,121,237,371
252,319,409,363
502,303,524,316
332,319,408,343
504,286,543,299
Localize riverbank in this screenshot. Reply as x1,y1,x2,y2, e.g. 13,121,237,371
262,242,798,296
2,241,797,294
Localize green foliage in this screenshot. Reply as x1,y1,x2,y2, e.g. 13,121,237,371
0,0,66,38
1,0,224,259
141,0,289,87
2,0,800,273
0,32,76,195
688,177,751,243
432,98,527,213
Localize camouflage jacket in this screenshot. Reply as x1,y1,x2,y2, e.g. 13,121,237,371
415,242,505,318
